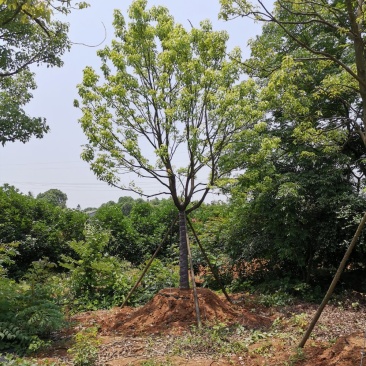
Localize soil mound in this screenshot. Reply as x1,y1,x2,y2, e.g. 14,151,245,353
302,332,366,366
109,288,271,335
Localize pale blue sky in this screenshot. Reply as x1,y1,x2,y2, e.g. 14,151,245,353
0,0,266,209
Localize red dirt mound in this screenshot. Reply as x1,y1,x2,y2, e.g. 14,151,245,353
109,288,271,335
300,332,366,366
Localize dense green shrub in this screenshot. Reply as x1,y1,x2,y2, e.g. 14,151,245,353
60,225,179,310
225,152,366,288
92,197,178,265
0,185,87,278
92,198,179,265
130,259,179,305
0,259,65,354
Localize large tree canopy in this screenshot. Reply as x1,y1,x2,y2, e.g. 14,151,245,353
0,0,87,145
220,0,366,156
76,0,259,288
217,0,366,287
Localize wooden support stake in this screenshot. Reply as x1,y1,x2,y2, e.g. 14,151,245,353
299,211,366,348
187,217,232,304
121,216,178,308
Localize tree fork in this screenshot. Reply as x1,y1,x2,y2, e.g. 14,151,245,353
299,211,366,348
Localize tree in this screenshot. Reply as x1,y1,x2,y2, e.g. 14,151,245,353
0,0,88,145
37,188,68,208
219,0,366,154
0,185,86,277
75,0,257,288
225,143,366,284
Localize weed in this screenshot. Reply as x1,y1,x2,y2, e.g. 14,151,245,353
258,291,294,307
0,354,63,365
245,329,270,344
284,347,306,365
288,313,308,330
250,341,273,356
172,323,247,357
67,327,101,366
141,359,173,366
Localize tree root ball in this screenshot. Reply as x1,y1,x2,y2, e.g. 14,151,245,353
109,288,272,335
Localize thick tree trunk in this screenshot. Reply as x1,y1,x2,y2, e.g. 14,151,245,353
178,210,190,289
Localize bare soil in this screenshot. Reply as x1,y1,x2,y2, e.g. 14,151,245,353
35,288,366,366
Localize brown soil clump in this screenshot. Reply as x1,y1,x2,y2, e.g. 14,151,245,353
299,332,366,366
110,288,271,335
71,288,272,336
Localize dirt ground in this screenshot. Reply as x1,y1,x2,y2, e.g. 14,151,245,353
36,288,366,366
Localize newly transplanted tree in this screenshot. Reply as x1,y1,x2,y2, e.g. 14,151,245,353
75,0,258,288
0,0,88,145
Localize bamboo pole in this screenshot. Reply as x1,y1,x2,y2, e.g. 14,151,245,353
121,216,177,308
187,217,232,304
299,211,366,348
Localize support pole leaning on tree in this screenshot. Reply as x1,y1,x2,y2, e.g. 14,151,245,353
299,211,366,348
187,217,232,304
121,216,178,308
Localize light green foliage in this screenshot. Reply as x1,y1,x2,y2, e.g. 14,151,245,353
0,353,58,366
188,202,231,287
217,0,366,290
60,224,175,310
68,327,100,366
76,0,257,199
0,70,50,145
132,259,179,305
0,242,18,277
220,0,366,153
76,0,260,289
258,291,294,307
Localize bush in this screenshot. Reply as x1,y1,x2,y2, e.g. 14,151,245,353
129,259,179,305
0,259,65,355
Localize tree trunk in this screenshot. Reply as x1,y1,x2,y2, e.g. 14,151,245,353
179,210,190,289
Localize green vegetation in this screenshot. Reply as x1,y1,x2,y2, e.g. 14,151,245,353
75,0,259,289
0,0,88,146
68,327,101,366
2,0,366,363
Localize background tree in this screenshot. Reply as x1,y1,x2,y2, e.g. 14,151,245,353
219,0,366,154
0,0,88,145
75,0,258,288
0,185,86,277
217,0,366,292
92,197,178,264
37,188,68,208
